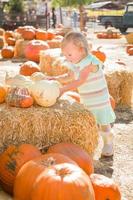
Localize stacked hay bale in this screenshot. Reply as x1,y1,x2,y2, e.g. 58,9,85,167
106,69,133,108
39,49,69,76
0,100,98,155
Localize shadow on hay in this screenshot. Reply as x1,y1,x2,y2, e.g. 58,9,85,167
115,106,133,124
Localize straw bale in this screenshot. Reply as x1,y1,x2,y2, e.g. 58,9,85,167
14,39,29,58
0,100,98,155
39,49,69,76
105,70,123,105
120,70,133,107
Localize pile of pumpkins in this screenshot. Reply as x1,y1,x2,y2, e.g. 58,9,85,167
0,142,121,200
96,28,121,39
0,26,64,62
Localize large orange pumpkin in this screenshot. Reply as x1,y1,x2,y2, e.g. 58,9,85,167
31,163,95,200
48,142,94,175
25,40,49,62
1,46,14,59
14,153,77,200
91,46,106,63
0,144,41,194
19,61,40,76
0,84,6,103
90,173,121,200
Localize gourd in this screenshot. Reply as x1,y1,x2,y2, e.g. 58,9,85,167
90,173,121,200
6,87,33,108
30,80,60,107
19,61,40,76
14,153,77,200
0,144,41,194
30,163,95,200
48,142,94,175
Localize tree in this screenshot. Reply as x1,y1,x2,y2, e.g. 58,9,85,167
8,0,24,14
52,0,95,31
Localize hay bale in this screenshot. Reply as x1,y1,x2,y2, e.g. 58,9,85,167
105,71,123,105
120,70,133,107
39,49,69,76
0,100,98,154
14,39,29,58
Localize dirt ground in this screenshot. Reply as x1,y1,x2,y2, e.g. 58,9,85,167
0,29,133,200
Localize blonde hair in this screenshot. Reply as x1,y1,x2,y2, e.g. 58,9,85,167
61,31,89,55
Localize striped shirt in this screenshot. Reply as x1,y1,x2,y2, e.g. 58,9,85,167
73,54,110,110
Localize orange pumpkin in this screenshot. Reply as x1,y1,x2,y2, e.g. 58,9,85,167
6,37,16,46
91,46,106,63
1,46,14,59
110,95,116,110
31,163,95,200
4,31,13,43
14,153,77,200
22,29,35,40
90,173,121,200
20,61,40,76
126,45,133,53
0,144,41,194
0,84,6,103
25,40,49,62
47,30,55,40
48,142,94,175
35,30,48,40
127,47,133,55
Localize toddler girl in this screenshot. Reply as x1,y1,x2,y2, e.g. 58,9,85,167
53,31,116,157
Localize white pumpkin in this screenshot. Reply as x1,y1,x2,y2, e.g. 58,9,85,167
30,72,46,82
5,74,33,91
31,80,60,107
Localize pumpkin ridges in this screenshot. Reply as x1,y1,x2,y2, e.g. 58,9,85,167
0,144,41,194
14,153,77,200
30,163,95,200
47,142,94,175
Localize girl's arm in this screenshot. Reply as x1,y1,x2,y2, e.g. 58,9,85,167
46,70,75,85
60,63,96,95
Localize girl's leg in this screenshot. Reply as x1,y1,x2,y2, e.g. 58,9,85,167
99,124,114,157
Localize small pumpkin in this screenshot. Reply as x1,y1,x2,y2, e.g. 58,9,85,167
1,46,14,59
127,47,133,55
19,61,40,76
35,29,48,40
91,46,106,63
31,163,95,200
14,153,77,200
0,84,6,103
90,173,121,200
31,80,60,107
0,144,41,194
22,29,35,40
24,40,49,62
6,87,33,108
6,37,16,46
48,142,94,175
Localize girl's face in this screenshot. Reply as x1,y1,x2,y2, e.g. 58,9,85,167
62,42,86,64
